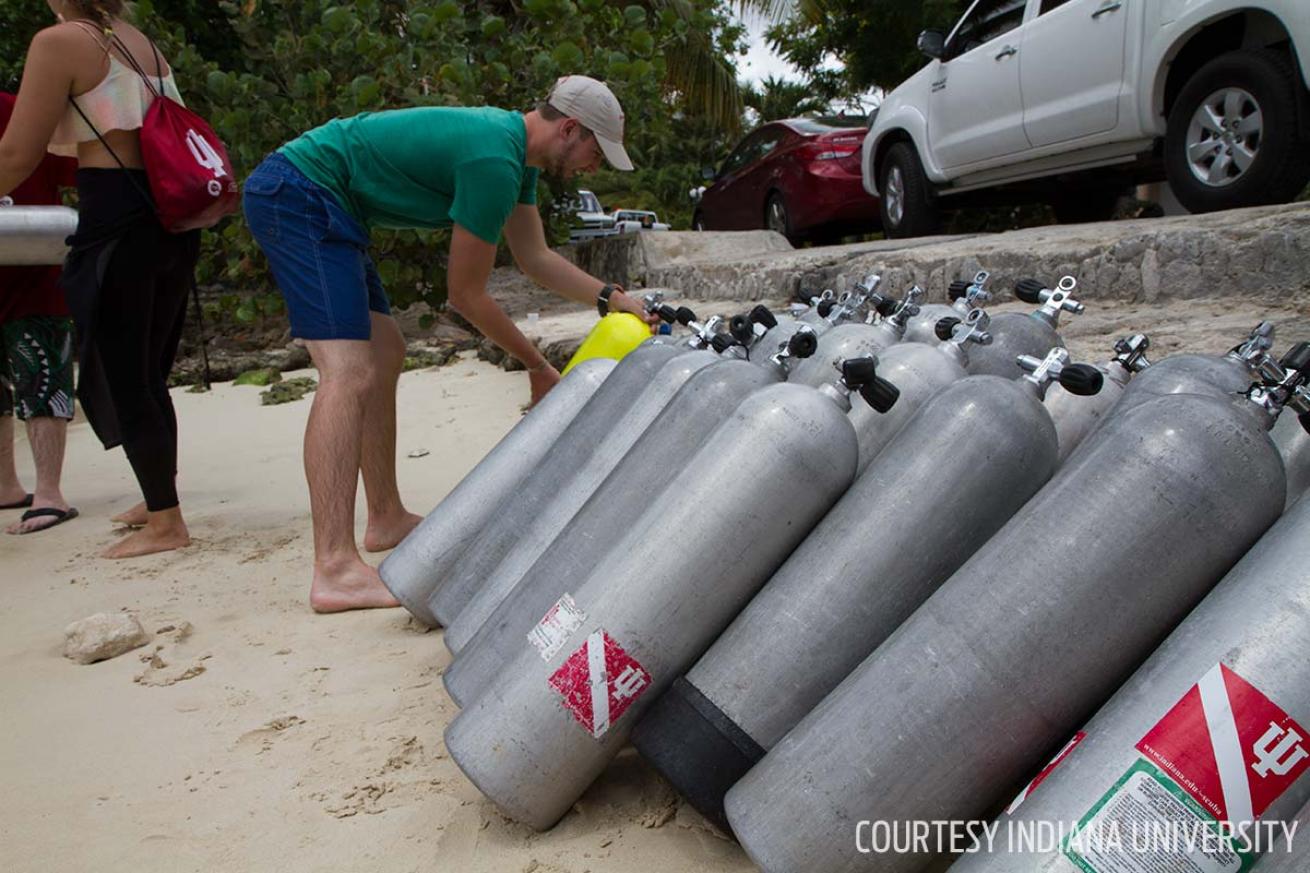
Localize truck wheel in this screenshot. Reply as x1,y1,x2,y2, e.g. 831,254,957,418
1165,49,1310,213
880,142,940,239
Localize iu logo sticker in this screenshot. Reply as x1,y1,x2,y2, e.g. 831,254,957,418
549,630,651,739
185,129,227,179
1136,662,1310,823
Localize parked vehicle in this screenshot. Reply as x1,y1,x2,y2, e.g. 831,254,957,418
693,116,881,244
566,189,617,242
611,209,670,233
863,0,1310,238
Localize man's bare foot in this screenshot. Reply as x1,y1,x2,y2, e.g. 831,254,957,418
0,484,29,507
363,511,423,553
102,508,190,558
111,501,148,527
310,558,400,613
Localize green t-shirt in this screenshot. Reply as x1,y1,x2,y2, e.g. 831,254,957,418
278,106,539,244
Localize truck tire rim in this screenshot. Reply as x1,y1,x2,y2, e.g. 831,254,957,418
1185,87,1262,188
767,199,787,234
885,165,905,225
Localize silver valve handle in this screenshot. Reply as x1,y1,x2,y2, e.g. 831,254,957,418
686,314,726,348
641,291,665,313
1229,321,1276,367
1112,334,1152,372
1036,275,1084,318
887,286,925,332
1017,347,1105,399
854,273,882,297
949,270,993,309
950,308,993,347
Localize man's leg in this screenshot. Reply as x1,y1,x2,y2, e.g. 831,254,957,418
0,412,24,507
6,317,75,533
360,312,421,552
6,417,72,534
302,337,399,612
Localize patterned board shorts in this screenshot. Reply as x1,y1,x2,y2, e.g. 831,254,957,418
1,315,76,421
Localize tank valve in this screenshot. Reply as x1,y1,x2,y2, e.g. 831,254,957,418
837,356,900,413
729,313,755,346
1248,341,1310,433
1015,275,1085,327
1113,334,1152,373
884,286,925,335
936,308,992,346
749,304,778,331
1228,321,1276,367
1017,347,1104,398
948,270,992,307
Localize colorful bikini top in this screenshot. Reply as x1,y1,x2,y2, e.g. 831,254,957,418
47,21,184,157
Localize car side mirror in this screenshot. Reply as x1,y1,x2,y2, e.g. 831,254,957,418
917,29,945,60
701,166,716,181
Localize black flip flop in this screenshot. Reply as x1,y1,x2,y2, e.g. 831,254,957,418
12,506,79,534
1,493,34,510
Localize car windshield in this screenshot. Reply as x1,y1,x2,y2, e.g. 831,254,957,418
577,191,602,213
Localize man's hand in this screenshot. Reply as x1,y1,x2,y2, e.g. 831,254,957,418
607,286,660,330
527,362,561,408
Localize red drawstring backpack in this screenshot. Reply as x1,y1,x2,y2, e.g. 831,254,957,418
69,34,239,231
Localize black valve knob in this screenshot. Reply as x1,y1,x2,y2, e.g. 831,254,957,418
841,357,880,386
871,294,898,318
656,304,679,324
1059,363,1104,396
859,377,900,413
795,287,816,304
817,299,836,319
749,304,778,330
675,306,698,326
711,334,737,354
1280,342,1310,373
948,279,971,301
729,314,754,345
1014,278,1046,304
934,316,962,342
787,330,818,359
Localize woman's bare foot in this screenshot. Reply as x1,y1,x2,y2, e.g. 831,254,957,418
363,511,423,553
309,557,400,613
111,501,148,527
102,507,190,558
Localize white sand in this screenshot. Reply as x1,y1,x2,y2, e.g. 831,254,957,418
0,351,749,873
2,294,1307,872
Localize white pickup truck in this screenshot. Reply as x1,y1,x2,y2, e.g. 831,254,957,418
862,0,1310,237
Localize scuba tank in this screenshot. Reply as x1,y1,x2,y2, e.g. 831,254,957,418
444,357,899,831
426,305,719,628
440,328,821,709
847,309,991,473
1044,334,1152,464
965,275,1085,377
951,352,1310,872
379,357,616,627
725,351,1294,873
788,284,920,389
633,348,1100,829
902,270,992,346
560,292,664,375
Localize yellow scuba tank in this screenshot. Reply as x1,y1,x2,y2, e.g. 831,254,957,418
561,312,653,376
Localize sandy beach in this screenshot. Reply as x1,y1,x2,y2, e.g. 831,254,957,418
2,295,1307,872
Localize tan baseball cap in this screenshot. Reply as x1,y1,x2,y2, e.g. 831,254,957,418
547,75,634,172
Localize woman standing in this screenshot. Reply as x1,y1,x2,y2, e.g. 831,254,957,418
0,0,199,558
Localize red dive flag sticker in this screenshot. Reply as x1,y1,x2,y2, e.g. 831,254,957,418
1136,663,1310,823
549,630,652,739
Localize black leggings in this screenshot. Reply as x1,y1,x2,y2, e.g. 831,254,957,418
93,222,198,511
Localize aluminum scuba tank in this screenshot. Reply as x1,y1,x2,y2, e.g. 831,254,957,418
378,357,617,626
440,334,732,654
1044,334,1152,465
759,274,880,359
789,284,921,389
902,270,992,346
633,348,1102,830
440,327,821,709
1272,405,1310,510
444,358,900,831
950,364,1310,872
965,276,1085,377
426,306,717,628
724,359,1291,873
848,309,992,473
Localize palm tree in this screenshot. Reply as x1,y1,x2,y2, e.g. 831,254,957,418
744,74,829,122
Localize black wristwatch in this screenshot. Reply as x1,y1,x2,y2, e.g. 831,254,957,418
597,284,617,317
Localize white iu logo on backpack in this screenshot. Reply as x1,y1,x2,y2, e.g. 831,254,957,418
185,129,227,197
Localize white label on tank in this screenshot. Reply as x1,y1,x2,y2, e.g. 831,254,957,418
528,593,587,660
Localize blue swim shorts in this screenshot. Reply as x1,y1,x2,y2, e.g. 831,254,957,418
242,152,390,341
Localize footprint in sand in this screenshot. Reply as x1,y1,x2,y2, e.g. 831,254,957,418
134,622,210,686
318,736,438,818
235,715,306,754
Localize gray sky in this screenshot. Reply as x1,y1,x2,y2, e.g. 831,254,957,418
736,16,803,84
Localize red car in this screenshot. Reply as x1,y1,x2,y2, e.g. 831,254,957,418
692,116,881,244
